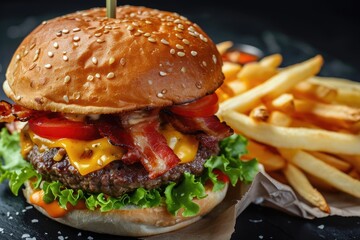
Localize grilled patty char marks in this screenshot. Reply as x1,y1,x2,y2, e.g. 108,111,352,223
27,139,219,197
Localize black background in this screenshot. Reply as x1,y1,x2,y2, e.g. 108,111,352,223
0,0,360,239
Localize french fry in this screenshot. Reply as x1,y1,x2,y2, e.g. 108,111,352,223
244,140,286,171
237,62,278,88
279,149,360,198
249,105,269,121
267,111,292,127
222,62,242,81
307,151,351,172
259,54,283,68
309,77,360,108
293,99,360,122
222,111,360,155
216,41,233,55
293,81,337,103
335,154,360,173
305,173,337,192
268,93,294,112
283,163,330,213
226,81,248,96
218,55,323,115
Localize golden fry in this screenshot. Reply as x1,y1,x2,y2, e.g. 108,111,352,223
307,151,351,172
267,111,292,127
279,149,360,198
249,105,269,121
216,41,233,55
259,54,283,68
244,140,286,171
222,111,360,155
283,163,330,213
218,55,323,115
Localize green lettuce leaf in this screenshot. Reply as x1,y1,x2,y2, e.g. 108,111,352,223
165,172,207,217
203,134,258,190
0,128,29,170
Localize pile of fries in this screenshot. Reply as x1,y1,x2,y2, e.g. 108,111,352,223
216,41,360,213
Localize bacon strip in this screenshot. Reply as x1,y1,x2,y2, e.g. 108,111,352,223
162,111,233,140
95,116,142,165
0,101,34,122
129,120,180,179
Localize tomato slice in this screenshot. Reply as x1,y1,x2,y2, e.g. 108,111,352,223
213,169,229,183
28,116,100,140
170,93,219,117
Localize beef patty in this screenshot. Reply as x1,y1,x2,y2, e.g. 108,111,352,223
27,139,219,197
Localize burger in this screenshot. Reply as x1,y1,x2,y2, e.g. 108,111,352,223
0,6,257,237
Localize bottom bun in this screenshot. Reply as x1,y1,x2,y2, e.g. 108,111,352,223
23,180,228,237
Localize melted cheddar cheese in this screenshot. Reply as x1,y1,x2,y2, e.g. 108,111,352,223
21,124,199,176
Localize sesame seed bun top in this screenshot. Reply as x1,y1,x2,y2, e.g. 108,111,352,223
4,6,224,114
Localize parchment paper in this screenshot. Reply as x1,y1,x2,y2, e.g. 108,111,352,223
145,167,360,240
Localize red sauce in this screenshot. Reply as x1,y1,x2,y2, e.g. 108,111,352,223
30,190,86,218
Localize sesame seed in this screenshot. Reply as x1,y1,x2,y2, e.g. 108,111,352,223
191,51,198,56
188,26,196,32
73,36,80,42
182,39,190,45
56,31,62,37
33,54,39,62
109,57,115,65
24,50,29,56
144,33,151,37
44,64,52,69
132,22,139,26
147,37,156,43
175,33,183,39
161,89,167,94
53,42,59,49
120,58,126,66
63,55,68,61
106,72,115,79
95,73,101,79
73,28,81,32
42,21,47,25
103,30,109,34
16,54,21,60
200,34,208,42
74,92,81,99
47,51,54,57
130,13,136,17
96,39,105,43
160,38,169,45
91,57,98,65
63,51,67,55
73,42,79,47
64,75,71,83
177,51,185,57
127,25,134,31
63,95,69,103
202,61,207,67
181,67,186,73
145,20,152,24
87,75,94,81
94,32,102,37
188,31,198,37
29,63,36,70
105,26,112,30
170,49,176,54
177,24,184,29
212,54,217,64
137,29,144,34
159,71,167,76
134,32,141,36
174,19,181,24
175,44,184,50
35,49,40,55
175,27,183,32
15,95,22,101
148,80,153,85
83,82,90,88
30,43,36,50
62,29,70,34
157,93,164,98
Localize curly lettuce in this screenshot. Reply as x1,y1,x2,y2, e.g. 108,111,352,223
0,127,258,217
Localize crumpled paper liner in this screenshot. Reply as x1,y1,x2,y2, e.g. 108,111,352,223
145,167,360,240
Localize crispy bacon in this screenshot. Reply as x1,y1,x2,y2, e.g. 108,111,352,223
0,100,34,122
162,111,233,140
95,116,142,165
129,119,180,179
